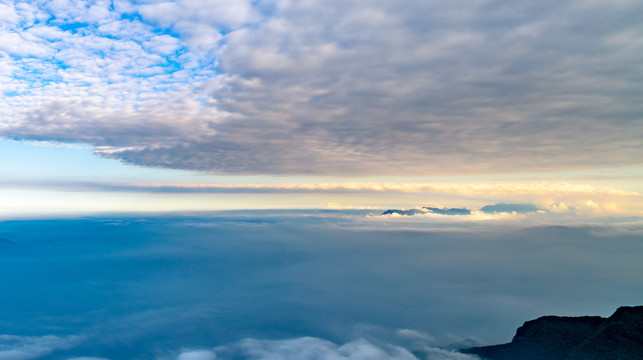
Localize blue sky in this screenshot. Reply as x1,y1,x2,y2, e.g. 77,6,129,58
0,0,642,217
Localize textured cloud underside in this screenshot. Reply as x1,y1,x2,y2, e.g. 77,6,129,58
1,0,642,175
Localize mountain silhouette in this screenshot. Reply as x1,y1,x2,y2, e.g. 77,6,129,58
463,306,643,360
381,209,426,216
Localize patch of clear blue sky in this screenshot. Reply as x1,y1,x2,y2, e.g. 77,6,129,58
58,22,90,33
0,140,200,183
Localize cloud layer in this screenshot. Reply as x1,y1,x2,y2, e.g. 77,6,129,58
213,337,418,360
211,337,478,360
0,334,80,360
1,0,642,175
1,215,643,358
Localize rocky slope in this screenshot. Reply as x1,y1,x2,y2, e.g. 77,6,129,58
463,306,643,360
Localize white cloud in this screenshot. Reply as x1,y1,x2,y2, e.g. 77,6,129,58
215,337,418,360
396,329,436,343
138,2,182,28
0,2,19,25
144,34,181,55
0,31,51,57
0,334,81,360
212,337,480,360
138,0,259,29
549,202,571,213
101,181,641,197
413,345,481,360
83,2,113,24
177,350,217,360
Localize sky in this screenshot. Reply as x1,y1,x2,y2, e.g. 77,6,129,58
1,2,643,359
0,0,642,217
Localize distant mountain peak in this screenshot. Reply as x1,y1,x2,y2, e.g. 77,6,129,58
381,203,542,217
423,207,471,215
480,203,539,214
381,209,427,216
381,207,472,216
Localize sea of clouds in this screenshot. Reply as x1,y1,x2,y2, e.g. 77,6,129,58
0,211,642,359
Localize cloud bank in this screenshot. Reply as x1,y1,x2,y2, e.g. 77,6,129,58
14,180,636,197
212,337,477,360
0,334,80,360
1,0,642,175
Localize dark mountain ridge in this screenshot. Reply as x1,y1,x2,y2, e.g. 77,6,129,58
381,209,427,216
381,207,471,216
463,306,643,360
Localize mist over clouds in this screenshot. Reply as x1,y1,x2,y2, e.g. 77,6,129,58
1,0,642,175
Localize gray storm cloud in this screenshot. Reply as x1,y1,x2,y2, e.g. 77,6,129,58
1,0,642,175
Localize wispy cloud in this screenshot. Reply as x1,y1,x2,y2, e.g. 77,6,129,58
2,179,639,197
94,181,643,197
0,334,81,360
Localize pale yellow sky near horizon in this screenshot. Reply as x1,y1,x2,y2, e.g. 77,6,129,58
0,141,641,218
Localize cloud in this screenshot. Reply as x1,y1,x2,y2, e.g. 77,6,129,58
2,216,643,358
396,329,435,342
138,0,258,30
548,202,571,213
1,0,643,175
321,203,378,210
211,337,481,360
214,337,418,360
27,181,637,197
138,0,259,55
177,350,217,360
0,335,81,360
2,177,640,216
413,345,482,360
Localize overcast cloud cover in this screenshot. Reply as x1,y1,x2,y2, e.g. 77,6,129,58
1,0,642,175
